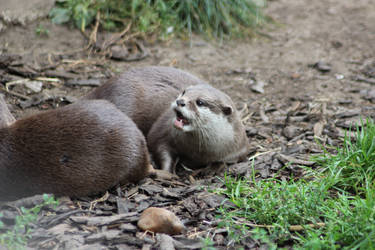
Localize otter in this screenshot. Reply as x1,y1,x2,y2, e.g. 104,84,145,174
0,95,151,201
84,66,249,172
84,66,205,135
147,84,249,172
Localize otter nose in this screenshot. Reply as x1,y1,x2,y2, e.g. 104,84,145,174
176,99,185,107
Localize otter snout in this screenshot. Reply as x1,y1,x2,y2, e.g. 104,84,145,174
176,99,185,107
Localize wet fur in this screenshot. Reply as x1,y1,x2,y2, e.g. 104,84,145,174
0,97,151,201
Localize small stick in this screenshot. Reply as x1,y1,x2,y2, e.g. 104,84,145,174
86,11,101,54
233,217,325,232
89,191,109,211
102,22,132,50
0,86,31,100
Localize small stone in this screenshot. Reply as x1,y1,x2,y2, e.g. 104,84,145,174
312,61,331,72
250,80,266,94
214,234,225,245
157,234,175,250
137,207,185,235
282,125,303,140
110,45,129,60
335,74,344,80
120,223,137,233
361,89,375,103
24,81,43,93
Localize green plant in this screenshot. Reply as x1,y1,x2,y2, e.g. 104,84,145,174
49,0,268,39
0,194,59,250
315,118,375,195
201,236,216,250
35,24,49,36
216,175,328,244
214,119,375,248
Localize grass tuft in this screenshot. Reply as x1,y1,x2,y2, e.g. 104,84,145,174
49,0,268,39
315,118,375,195
214,118,375,248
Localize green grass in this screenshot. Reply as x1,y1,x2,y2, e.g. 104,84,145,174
0,194,58,250
314,118,375,195
215,118,375,249
49,0,268,39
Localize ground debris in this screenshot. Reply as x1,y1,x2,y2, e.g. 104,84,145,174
137,207,185,235
70,212,139,226
310,61,332,72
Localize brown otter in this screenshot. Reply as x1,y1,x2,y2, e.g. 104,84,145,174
147,84,250,172
84,66,205,135
0,95,151,201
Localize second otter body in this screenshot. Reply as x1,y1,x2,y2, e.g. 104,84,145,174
85,66,205,135
0,97,151,201
85,66,249,172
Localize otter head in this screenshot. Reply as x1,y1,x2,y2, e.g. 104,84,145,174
171,84,235,137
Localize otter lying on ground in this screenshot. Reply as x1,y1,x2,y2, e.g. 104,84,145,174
0,95,151,201
84,66,249,172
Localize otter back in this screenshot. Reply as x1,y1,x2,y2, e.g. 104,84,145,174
0,99,151,201
84,66,206,135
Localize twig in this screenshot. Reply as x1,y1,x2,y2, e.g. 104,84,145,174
89,191,109,211
0,86,31,100
86,11,101,53
259,104,269,123
102,22,132,50
278,153,315,166
248,149,279,161
232,217,325,232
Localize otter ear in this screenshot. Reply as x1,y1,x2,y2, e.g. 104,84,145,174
222,106,232,116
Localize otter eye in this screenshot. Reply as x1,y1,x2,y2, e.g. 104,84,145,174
196,99,205,106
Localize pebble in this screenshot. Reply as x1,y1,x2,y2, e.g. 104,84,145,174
137,207,185,235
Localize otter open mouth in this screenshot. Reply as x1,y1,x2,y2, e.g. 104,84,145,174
174,110,189,129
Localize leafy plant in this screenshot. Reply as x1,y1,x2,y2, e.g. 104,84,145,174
0,194,59,250
35,24,49,36
49,0,269,39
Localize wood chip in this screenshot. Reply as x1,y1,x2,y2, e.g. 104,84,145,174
278,154,315,166
70,212,138,226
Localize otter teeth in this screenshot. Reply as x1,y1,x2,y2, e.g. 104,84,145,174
174,110,189,129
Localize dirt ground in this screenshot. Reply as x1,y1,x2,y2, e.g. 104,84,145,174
1,0,375,249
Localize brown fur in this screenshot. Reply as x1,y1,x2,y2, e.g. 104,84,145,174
147,84,250,172
0,96,151,201
84,66,205,135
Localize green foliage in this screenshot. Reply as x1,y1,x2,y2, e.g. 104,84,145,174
314,118,375,195
216,175,328,244
201,236,216,250
35,24,49,36
215,118,375,248
49,0,268,38
0,194,59,250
